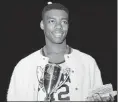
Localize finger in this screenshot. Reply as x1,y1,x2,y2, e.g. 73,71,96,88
92,93,103,101
101,94,114,102
109,94,114,101
96,93,103,101
86,97,94,101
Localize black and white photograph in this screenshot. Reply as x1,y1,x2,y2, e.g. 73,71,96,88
1,0,117,102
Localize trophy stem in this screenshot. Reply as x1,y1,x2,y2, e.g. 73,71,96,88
45,94,51,101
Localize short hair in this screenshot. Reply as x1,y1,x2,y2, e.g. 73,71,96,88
42,3,69,19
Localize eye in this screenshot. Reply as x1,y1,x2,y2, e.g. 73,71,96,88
48,19,55,24
62,20,68,24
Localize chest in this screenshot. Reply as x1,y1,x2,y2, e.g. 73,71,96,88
33,57,92,101
47,54,65,64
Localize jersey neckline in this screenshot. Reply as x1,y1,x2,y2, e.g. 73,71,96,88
41,45,72,64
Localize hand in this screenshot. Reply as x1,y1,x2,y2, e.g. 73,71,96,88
86,93,115,102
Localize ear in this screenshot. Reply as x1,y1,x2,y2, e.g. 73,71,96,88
40,20,44,30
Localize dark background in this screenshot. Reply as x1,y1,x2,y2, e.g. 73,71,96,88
1,0,117,101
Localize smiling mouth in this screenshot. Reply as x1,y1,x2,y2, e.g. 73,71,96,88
54,33,63,38
53,31,64,37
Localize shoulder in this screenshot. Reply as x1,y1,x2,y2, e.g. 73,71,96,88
20,49,41,63
71,48,101,75
71,48,96,64
13,49,42,72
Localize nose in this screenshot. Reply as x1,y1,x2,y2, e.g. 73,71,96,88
55,23,62,29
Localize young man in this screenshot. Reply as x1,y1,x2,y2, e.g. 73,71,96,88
7,3,113,101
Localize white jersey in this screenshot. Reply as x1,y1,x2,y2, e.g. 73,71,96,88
7,46,103,101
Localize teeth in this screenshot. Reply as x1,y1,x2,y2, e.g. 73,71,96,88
55,35,61,37
54,33,62,37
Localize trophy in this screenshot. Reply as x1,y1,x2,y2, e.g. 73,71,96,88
43,64,62,101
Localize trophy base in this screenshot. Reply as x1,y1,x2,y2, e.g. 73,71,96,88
44,93,55,102
44,94,51,101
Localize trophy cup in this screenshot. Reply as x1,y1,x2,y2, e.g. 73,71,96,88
43,64,62,101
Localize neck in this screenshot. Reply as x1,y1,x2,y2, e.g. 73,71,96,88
44,40,67,55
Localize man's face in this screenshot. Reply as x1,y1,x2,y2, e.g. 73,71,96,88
41,9,69,44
